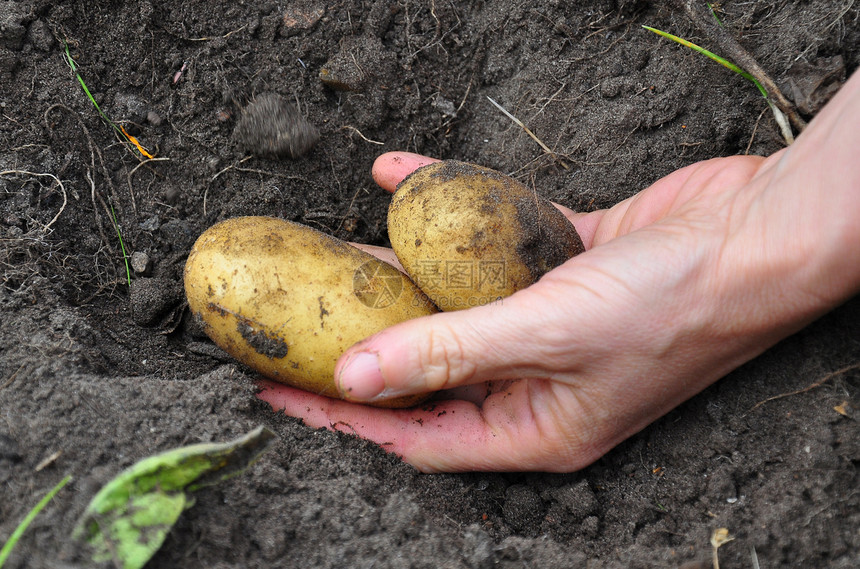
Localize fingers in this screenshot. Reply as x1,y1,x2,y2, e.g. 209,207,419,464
334,289,561,403
369,151,755,251
256,378,606,472
348,242,404,272
556,204,604,250
372,152,440,192
373,151,607,249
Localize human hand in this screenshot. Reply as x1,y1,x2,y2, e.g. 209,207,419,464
258,70,860,472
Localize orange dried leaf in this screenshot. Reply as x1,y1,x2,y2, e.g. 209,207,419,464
120,125,155,159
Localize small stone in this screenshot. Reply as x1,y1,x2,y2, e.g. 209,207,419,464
130,251,151,275
433,95,457,118
146,110,163,126
281,4,324,37
706,466,737,503
159,219,195,252
139,215,160,232
205,156,221,173
318,67,361,92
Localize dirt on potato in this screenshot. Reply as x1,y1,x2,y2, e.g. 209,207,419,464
1,1,858,568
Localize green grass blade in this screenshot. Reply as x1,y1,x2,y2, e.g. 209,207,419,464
75,74,110,123
62,42,77,72
642,26,768,99
65,43,148,285
0,475,72,568
63,43,153,159
110,205,132,286
707,3,724,27
64,44,121,134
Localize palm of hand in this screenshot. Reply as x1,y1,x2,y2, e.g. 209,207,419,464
258,152,784,472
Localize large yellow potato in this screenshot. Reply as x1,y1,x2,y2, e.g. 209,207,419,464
388,160,585,311
184,216,437,407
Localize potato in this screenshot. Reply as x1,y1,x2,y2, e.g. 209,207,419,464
388,160,585,311
184,216,437,407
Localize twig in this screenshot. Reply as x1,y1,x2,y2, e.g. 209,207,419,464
486,96,570,170
35,450,62,472
566,24,632,63
529,81,568,122
456,78,473,114
45,103,137,291
210,156,252,184
341,125,384,145
675,0,807,133
0,170,68,231
45,104,123,214
744,107,769,155
85,168,113,260
643,25,794,144
1,363,25,390
204,158,310,216
206,158,252,215
748,362,860,413
336,186,364,233
160,24,247,42
127,157,170,215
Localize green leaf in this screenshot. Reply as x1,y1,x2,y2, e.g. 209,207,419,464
72,426,277,569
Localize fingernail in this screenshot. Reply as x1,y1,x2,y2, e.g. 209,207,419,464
338,352,385,401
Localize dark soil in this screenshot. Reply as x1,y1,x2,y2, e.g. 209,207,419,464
1,1,858,567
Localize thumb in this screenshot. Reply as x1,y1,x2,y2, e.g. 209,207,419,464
335,289,557,403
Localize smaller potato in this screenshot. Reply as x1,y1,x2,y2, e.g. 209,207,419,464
184,216,437,407
388,160,585,311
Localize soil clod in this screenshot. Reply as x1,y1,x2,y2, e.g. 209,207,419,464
233,93,320,159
